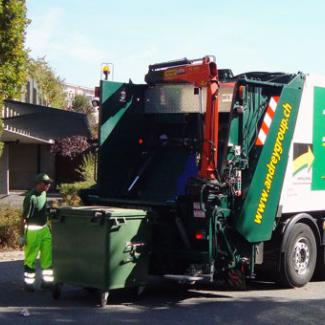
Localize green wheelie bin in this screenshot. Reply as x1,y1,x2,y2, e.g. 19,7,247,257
51,206,151,306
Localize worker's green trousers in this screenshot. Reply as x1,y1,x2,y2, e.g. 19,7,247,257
24,225,53,286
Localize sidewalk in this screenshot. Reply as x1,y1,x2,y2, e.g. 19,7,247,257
0,191,62,208
0,250,24,262
0,191,25,207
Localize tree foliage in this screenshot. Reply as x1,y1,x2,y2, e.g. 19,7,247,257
71,94,98,139
0,0,29,155
28,57,66,108
71,94,91,114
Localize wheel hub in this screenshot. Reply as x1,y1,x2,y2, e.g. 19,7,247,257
293,238,310,275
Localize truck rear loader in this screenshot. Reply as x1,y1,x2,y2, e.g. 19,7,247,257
51,56,325,304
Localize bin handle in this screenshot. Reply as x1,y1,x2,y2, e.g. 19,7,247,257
90,211,105,225
110,217,126,230
116,218,126,224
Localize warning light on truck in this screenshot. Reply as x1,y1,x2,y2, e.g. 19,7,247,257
102,65,110,80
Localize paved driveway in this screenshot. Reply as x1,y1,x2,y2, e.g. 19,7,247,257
0,191,61,208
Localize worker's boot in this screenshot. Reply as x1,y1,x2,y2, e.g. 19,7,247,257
40,280,53,290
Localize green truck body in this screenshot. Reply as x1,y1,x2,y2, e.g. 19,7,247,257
52,58,325,303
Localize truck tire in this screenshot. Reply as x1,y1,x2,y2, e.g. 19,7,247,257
280,223,317,287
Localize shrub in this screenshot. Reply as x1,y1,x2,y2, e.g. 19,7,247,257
58,181,95,206
58,153,96,206
75,153,96,183
51,136,90,159
0,206,22,250
58,182,83,206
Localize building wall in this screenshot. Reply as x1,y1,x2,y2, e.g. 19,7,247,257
9,144,38,190
0,144,9,195
8,144,55,190
1,77,46,194
40,145,55,179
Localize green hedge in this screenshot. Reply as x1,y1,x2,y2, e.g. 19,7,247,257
0,206,21,250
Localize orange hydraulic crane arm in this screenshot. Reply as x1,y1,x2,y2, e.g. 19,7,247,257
145,56,220,180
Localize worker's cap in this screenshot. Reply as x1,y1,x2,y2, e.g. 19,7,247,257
34,173,53,184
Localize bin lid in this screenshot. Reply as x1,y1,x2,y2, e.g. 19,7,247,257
58,205,147,217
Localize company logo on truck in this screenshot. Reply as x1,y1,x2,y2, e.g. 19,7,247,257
254,102,293,224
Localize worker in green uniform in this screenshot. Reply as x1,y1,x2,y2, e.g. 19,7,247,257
19,173,53,291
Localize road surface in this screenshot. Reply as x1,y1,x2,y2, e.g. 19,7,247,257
1,251,325,324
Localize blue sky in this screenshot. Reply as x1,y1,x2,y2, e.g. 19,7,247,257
26,0,325,88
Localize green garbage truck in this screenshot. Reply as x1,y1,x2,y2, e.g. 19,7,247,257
52,56,325,305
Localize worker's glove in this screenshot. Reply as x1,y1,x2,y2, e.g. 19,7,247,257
17,236,26,247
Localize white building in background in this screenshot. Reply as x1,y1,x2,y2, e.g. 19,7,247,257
64,83,95,109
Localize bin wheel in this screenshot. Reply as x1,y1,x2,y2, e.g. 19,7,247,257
52,283,62,300
100,290,109,307
137,285,145,296
131,285,146,301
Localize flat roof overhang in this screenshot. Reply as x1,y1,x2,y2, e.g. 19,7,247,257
2,100,91,140
1,128,54,144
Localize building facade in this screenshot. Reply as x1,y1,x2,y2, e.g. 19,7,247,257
0,79,91,195
64,83,94,110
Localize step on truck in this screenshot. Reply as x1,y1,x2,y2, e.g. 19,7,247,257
52,55,325,304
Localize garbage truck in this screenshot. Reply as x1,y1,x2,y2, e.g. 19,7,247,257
51,55,325,305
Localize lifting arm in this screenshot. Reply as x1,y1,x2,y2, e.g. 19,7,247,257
145,56,220,180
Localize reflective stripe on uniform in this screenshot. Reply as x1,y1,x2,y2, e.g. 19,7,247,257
24,272,36,284
42,275,54,282
25,224,47,231
25,196,35,220
42,268,54,282
24,272,35,278
42,269,53,276
24,278,35,285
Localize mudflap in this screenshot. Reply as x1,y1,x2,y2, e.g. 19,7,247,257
227,268,246,290
225,259,249,290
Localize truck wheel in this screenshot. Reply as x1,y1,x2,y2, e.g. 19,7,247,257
280,223,317,287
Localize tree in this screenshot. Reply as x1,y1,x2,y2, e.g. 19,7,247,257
71,94,98,139
71,94,91,114
0,0,29,155
28,57,66,108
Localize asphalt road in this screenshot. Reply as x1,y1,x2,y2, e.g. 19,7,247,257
1,255,325,324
